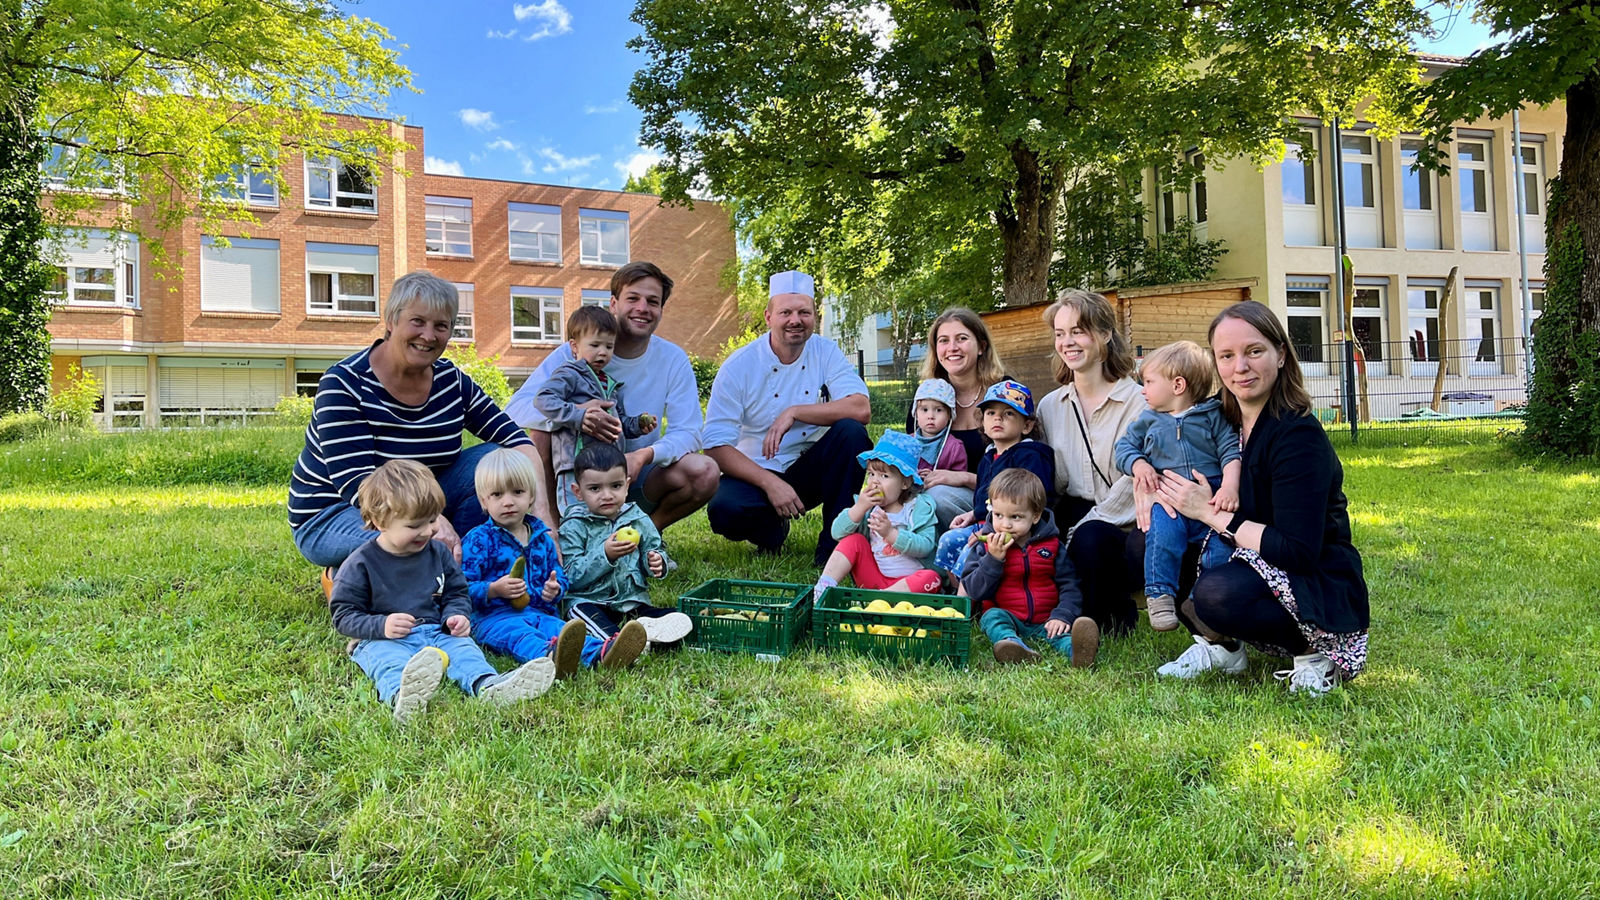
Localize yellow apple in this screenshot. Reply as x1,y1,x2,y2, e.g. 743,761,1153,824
613,526,641,544
431,646,450,669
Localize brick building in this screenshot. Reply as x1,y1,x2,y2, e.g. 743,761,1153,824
43,117,738,429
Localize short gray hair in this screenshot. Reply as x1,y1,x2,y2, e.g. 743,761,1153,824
384,271,458,329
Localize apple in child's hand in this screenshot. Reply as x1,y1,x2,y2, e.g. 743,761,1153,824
638,413,658,432
613,526,641,545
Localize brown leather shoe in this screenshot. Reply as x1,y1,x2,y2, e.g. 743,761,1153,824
1070,616,1100,668
553,618,588,680
993,639,1041,664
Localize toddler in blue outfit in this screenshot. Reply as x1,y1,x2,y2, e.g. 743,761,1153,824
1114,340,1241,631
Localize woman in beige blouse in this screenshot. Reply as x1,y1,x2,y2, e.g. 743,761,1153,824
1034,290,1148,633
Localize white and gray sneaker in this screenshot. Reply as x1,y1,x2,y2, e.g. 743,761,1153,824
1274,653,1340,697
638,611,694,645
477,657,556,706
393,647,446,723
1156,635,1249,679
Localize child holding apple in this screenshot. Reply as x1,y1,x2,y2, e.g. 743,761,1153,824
959,468,1099,667
461,449,646,677
330,459,558,722
813,430,943,600
558,442,693,648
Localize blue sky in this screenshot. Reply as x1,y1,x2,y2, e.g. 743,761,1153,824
369,1,1500,192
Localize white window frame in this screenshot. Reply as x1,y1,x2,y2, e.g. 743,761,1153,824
200,236,281,314
304,156,377,213
47,230,139,309
1285,275,1329,377
215,163,278,206
1281,131,1322,247
580,289,611,308
305,242,379,316
452,282,475,341
1464,282,1502,375
1518,139,1546,254
425,196,473,257
1350,278,1389,376
1407,279,1446,376
41,139,121,194
1339,130,1382,248
511,287,564,342
1185,151,1208,230
1457,136,1495,252
1399,138,1441,250
579,208,630,266
509,202,562,263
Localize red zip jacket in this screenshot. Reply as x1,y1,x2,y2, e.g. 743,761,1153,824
958,509,1084,625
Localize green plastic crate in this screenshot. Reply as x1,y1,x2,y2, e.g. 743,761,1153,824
812,587,972,667
678,579,813,661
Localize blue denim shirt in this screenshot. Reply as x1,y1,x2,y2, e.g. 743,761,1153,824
1113,397,1240,483
460,514,569,618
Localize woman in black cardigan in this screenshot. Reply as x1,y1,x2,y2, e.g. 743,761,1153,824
1152,301,1369,695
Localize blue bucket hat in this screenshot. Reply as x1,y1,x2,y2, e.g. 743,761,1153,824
856,430,924,485
979,379,1035,418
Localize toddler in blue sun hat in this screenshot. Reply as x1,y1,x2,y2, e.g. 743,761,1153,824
813,430,943,600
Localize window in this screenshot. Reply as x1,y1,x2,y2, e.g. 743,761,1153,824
1351,278,1389,376
1281,132,1322,246
295,369,328,397
1457,138,1494,251
305,156,376,212
201,236,280,314
581,289,611,308
1518,140,1546,253
453,283,475,341
41,139,119,192
215,164,278,206
1407,279,1445,374
47,230,139,308
306,242,379,315
1185,151,1207,226
1339,131,1382,248
579,208,630,266
1285,276,1328,375
509,203,561,262
425,196,473,256
511,287,564,342
1465,282,1501,374
1400,139,1441,250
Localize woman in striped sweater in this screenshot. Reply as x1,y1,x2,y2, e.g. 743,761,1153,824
290,272,552,575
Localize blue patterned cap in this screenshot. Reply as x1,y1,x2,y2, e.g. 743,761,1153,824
979,379,1035,418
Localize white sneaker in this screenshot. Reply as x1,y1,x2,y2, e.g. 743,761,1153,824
1274,653,1340,697
638,611,693,645
478,657,556,705
1156,635,1248,679
393,647,445,723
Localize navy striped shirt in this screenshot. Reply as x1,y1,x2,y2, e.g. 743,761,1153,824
287,343,531,531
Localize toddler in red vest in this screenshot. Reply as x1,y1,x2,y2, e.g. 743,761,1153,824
959,468,1100,667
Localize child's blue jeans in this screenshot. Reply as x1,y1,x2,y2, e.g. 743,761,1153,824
936,523,981,572
349,624,496,704
474,608,605,668
979,607,1074,659
1144,506,1232,599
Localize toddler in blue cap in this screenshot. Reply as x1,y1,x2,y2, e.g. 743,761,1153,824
813,430,943,600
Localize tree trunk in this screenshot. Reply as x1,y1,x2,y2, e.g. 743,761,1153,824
1556,70,1600,336
0,68,55,415
1430,265,1458,412
996,146,1060,307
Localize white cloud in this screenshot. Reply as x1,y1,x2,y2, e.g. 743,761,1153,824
540,147,600,172
458,108,499,131
615,148,663,182
425,156,465,177
487,28,517,39
585,100,624,115
486,138,518,152
513,1,573,41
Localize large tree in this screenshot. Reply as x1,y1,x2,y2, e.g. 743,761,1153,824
1415,2,1600,457
0,0,411,413
629,0,1423,311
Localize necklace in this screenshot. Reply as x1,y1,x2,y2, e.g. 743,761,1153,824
953,387,980,409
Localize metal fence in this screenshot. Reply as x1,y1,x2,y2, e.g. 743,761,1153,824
857,338,1527,447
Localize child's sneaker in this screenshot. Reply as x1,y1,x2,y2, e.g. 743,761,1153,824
599,620,647,670
1146,593,1179,631
637,611,693,645
1069,616,1100,668
321,566,336,604
1274,653,1340,697
477,657,556,705
1157,635,1248,679
993,639,1040,665
393,647,446,723
552,619,587,680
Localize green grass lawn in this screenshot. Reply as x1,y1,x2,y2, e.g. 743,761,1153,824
2,427,1597,899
